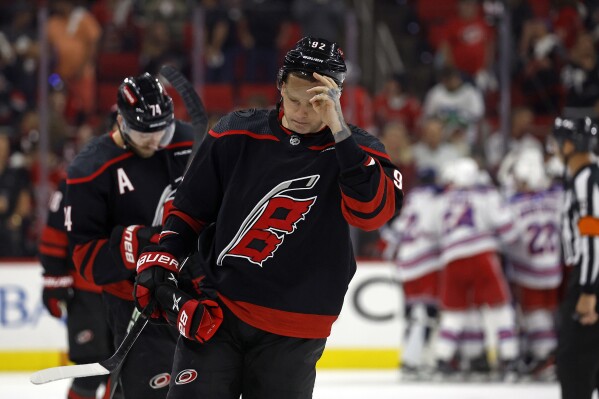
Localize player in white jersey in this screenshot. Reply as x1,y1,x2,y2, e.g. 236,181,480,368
504,149,563,379
381,170,442,379
433,158,519,379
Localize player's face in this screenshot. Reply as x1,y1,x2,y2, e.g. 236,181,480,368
128,129,166,158
281,75,326,134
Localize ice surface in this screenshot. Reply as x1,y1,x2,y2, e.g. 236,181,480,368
1,370,591,399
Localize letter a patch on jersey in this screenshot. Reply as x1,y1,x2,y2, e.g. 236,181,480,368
218,175,320,267
117,168,135,194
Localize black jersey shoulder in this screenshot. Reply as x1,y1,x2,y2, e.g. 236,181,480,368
211,109,274,138
172,120,194,143
67,134,131,182
349,124,386,154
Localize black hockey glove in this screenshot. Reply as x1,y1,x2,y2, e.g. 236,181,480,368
134,245,181,319
42,274,74,318
155,283,223,343
109,225,162,271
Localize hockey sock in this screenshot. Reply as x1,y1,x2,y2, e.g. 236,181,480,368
435,310,467,362
481,304,519,361
523,309,556,360
402,304,428,367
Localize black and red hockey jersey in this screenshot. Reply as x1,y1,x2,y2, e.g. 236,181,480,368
39,179,102,293
161,109,403,338
66,122,194,300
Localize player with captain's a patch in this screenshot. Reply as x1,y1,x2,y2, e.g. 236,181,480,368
65,73,194,399
134,36,403,398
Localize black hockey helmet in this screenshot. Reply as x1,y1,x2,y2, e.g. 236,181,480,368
552,116,598,153
277,37,347,89
117,73,175,148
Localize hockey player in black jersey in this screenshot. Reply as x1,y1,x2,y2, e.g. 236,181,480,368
552,117,599,399
134,37,404,398
39,179,112,399
65,73,194,398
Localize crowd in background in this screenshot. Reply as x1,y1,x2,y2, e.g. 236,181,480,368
0,0,597,258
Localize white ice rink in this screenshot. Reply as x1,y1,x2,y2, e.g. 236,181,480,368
0,370,581,399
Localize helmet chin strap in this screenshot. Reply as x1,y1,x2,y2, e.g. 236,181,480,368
116,121,131,150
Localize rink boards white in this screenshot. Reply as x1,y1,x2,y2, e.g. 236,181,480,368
0,260,403,371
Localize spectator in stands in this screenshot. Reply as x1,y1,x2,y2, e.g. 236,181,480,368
412,117,462,176
374,73,422,137
91,0,138,52
0,127,33,257
202,0,241,83
291,0,346,43
47,0,101,125
561,32,599,117
437,0,495,89
1,3,38,109
379,121,415,193
551,0,584,51
139,19,186,76
134,0,190,47
340,63,375,133
516,18,564,115
422,66,484,148
237,0,292,82
487,106,544,184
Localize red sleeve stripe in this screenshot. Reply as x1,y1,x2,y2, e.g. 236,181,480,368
359,145,391,161
39,244,67,258
40,226,68,246
165,141,193,150
73,239,108,283
67,153,134,184
170,209,205,233
209,129,280,141
340,161,388,214
308,142,336,151
341,176,396,231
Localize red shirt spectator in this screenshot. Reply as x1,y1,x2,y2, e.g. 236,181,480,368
373,73,422,136
552,3,583,50
340,84,375,132
439,0,494,77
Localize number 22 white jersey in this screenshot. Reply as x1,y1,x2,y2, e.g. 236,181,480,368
504,186,563,289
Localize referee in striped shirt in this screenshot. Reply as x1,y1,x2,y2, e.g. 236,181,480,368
552,116,599,399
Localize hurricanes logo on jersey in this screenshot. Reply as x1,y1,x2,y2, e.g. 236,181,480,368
217,175,320,267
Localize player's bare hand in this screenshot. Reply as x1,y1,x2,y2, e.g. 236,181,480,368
307,72,346,134
575,293,598,325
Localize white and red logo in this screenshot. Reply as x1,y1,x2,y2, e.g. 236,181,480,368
218,175,320,267
149,372,171,389
175,369,198,385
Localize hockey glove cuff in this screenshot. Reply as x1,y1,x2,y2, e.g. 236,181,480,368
42,274,74,318
110,225,162,270
134,245,180,319
155,284,223,343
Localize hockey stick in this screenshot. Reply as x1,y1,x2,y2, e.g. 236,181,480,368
105,306,144,399
159,64,209,172
30,304,150,385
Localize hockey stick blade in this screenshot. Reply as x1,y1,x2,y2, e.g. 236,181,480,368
30,315,149,385
30,363,110,384
159,65,209,171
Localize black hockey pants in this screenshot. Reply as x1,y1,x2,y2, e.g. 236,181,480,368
166,302,327,399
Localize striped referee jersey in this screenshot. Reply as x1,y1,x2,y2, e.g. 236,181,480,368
562,162,599,293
